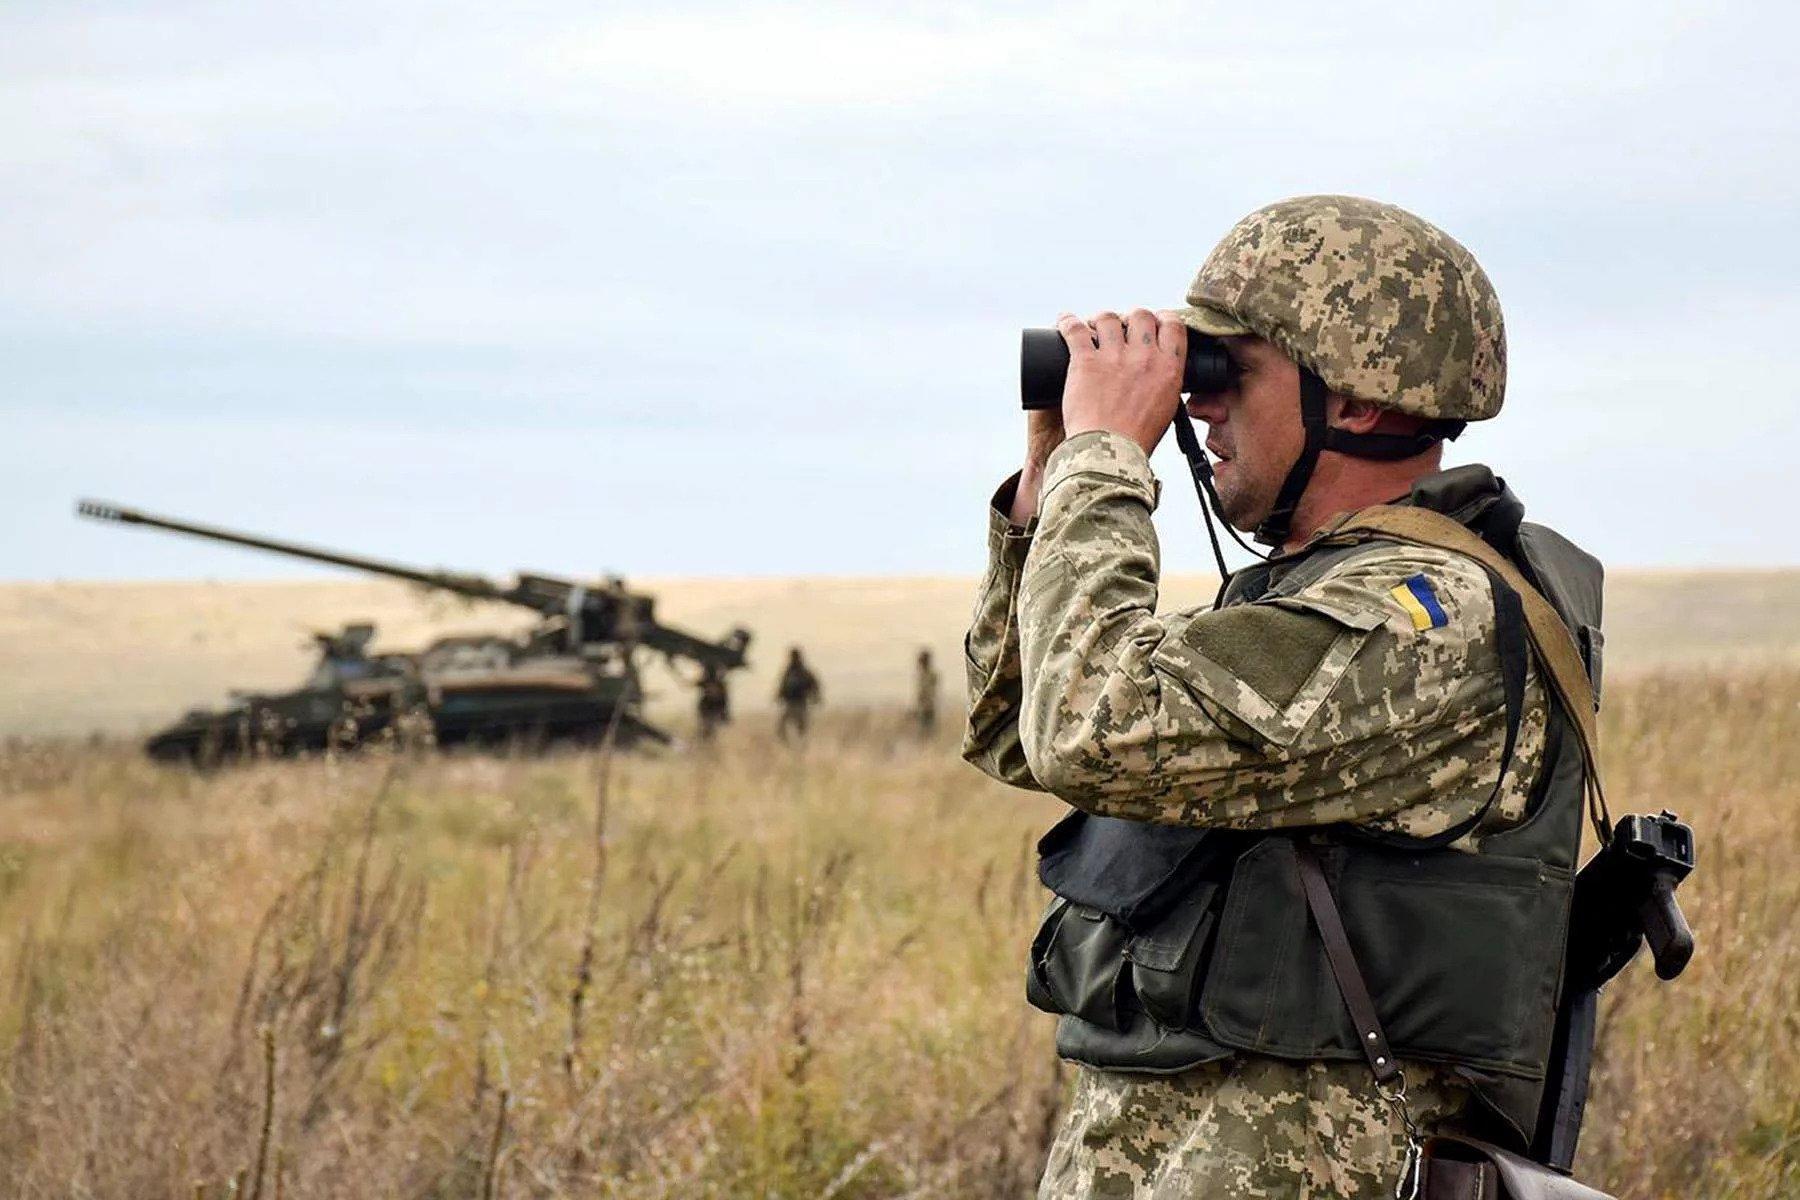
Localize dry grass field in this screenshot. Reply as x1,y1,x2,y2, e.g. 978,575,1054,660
0,576,1797,1197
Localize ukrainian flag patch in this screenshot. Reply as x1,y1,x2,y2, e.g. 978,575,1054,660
1389,573,1449,631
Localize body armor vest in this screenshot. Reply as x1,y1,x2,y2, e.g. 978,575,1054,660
1024,466,1604,1147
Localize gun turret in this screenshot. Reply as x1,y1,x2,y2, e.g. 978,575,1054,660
314,622,378,661
77,500,751,673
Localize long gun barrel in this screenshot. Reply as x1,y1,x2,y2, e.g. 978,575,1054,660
76,500,751,672
76,501,510,601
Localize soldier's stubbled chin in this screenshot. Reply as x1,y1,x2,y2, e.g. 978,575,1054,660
1208,456,1266,533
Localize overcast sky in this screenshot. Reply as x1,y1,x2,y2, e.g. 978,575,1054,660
5,1,1797,583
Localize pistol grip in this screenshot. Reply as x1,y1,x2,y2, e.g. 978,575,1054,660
1641,873,1694,981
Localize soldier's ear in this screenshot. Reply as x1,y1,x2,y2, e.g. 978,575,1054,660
1328,395,1386,434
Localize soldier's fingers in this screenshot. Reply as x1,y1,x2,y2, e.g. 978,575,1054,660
1089,311,1124,347
1056,312,1097,358
1155,309,1188,357
1124,308,1162,351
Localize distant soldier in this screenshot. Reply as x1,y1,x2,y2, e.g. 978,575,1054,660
775,647,821,742
696,663,730,742
912,648,939,737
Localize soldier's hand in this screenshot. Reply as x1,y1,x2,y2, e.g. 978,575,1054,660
1057,309,1186,455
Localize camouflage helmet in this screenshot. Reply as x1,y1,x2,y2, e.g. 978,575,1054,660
1174,195,1506,421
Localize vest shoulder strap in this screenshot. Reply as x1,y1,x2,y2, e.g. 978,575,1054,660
1318,505,1611,840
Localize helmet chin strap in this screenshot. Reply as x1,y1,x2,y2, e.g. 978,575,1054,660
1253,365,1332,548
1174,367,1466,574
1171,401,1270,584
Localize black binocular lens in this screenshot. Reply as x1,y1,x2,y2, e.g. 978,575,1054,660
1019,328,1237,411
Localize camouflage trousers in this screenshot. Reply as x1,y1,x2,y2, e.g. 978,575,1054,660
1038,1056,1471,1200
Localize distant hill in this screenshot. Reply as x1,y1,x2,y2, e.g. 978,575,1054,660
3,571,1797,736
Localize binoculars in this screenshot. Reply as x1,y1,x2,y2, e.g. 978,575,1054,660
1019,327,1239,411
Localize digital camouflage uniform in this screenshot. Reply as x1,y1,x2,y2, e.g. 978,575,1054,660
962,196,1547,1199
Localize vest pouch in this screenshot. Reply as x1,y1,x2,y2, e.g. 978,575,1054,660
1027,898,1133,1031
1199,838,1572,1079
1124,878,1222,1030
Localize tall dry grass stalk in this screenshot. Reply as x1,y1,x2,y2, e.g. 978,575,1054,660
0,680,1792,1197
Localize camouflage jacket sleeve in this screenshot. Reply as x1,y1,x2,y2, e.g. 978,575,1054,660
1019,431,1545,835
961,473,1048,791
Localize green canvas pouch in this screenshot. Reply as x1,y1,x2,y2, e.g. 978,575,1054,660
1125,879,1223,1031
1027,898,1133,1032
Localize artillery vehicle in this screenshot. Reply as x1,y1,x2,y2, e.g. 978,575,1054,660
77,501,752,764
